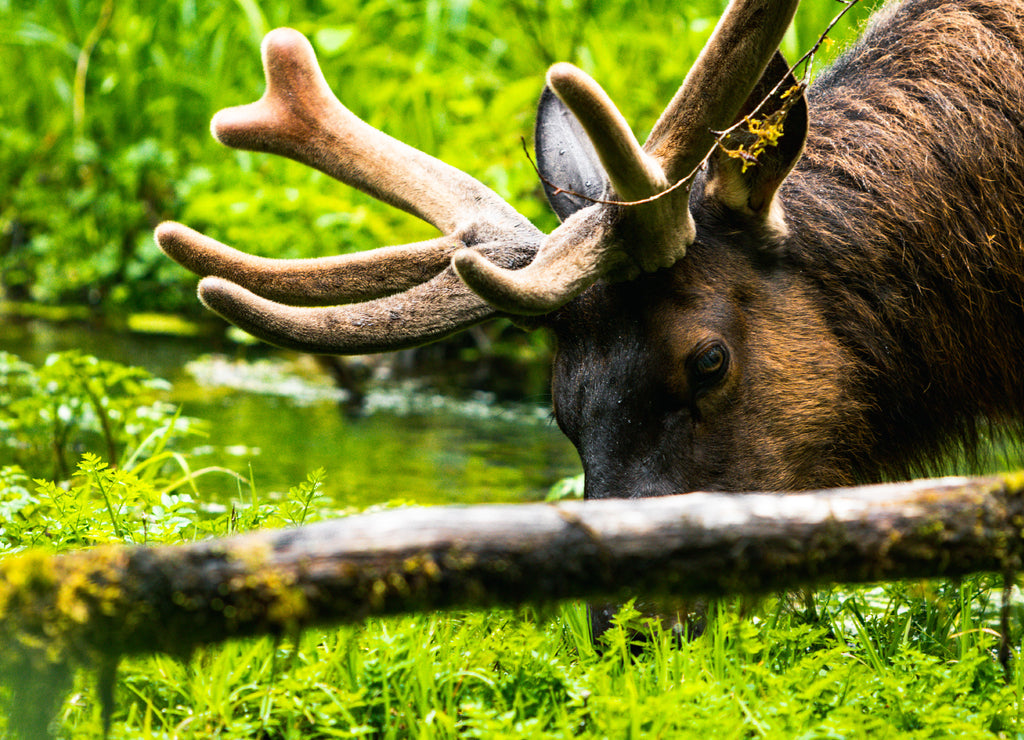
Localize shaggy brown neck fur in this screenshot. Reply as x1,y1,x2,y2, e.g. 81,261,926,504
788,0,1024,478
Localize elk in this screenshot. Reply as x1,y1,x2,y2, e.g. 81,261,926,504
157,0,1024,505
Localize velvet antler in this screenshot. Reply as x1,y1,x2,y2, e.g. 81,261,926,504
159,0,800,343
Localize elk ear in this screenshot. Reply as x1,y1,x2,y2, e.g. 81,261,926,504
535,85,610,222
705,51,807,226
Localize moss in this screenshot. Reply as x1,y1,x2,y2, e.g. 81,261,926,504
913,519,946,539
0,547,135,739
0,547,134,665
998,470,1024,496
223,546,312,631
0,551,62,666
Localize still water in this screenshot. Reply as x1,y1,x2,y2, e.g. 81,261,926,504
1,319,581,508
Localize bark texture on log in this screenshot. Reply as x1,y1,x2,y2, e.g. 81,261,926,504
2,474,1023,667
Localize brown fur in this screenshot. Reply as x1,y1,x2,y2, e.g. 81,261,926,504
550,0,1024,498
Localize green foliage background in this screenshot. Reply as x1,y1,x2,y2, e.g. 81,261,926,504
14,3,1019,739
1,0,875,315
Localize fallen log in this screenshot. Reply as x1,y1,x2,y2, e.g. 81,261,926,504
3,474,1023,661
2,474,1023,735
0,474,1019,736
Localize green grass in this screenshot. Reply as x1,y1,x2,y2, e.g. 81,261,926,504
33,585,1024,738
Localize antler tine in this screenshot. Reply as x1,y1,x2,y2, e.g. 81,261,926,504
158,27,547,352
644,0,801,181
212,27,531,236
453,0,800,316
454,192,692,315
454,208,616,315
157,222,459,306
545,63,667,203
454,63,694,315
196,266,501,355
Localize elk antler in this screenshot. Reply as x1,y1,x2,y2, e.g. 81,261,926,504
452,0,801,314
159,1,801,345
157,28,541,353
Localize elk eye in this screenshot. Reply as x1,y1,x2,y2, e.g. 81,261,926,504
691,342,729,389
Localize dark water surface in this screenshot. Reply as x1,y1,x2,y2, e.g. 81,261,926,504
1,319,581,508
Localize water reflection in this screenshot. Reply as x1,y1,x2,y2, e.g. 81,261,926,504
1,319,581,507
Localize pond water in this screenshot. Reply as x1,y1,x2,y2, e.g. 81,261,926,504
0,318,581,508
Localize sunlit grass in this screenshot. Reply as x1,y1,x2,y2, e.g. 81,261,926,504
42,587,1023,738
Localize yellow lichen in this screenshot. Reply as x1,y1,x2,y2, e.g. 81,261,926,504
387,572,409,596
422,557,441,580
222,547,312,629
265,584,309,626
1000,471,1024,497
717,83,803,173
0,546,134,689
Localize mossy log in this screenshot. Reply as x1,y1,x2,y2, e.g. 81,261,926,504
3,473,1024,735
3,474,1024,670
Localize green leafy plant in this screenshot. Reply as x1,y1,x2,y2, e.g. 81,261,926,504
0,351,199,480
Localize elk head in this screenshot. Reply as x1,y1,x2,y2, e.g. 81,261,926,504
157,0,868,500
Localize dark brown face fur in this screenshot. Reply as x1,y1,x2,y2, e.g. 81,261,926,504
549,218,868,499
547,0,1024,501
